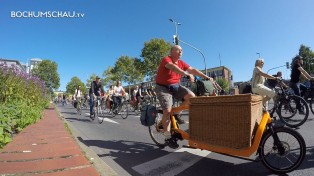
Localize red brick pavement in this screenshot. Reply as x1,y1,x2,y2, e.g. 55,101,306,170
0,107,100,176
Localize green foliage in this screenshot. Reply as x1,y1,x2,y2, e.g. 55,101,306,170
141,38,172,81
298,45,314,74
86,73,97,89
113,56,145,86
102,67,116,88
31,60,60,92
216,78,230,92
0,65,48,148
66,76,86,94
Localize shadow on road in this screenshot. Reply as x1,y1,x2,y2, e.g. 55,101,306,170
76,137,311,176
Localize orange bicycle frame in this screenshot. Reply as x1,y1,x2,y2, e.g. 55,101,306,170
170,104,272,157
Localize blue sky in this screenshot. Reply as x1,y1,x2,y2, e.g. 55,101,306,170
1,0,314,91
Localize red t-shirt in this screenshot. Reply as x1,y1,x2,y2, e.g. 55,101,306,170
155,56,190,85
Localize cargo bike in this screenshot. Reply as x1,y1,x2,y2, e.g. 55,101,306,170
148,94,306,174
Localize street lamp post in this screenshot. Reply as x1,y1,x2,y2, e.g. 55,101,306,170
219,53,222,67
169,18,181,45
169,18,207,75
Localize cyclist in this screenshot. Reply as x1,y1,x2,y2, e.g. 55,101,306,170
251,59,278,111
73,85,82,112
136,83,148,110
266,71,288,89
290,56,314,114
131,85,139,108
112,81,125,113
212,73,223,95
89,76,104,119
155,45,213,149
106,85,114,111
62,94,66,106
147,85,157,102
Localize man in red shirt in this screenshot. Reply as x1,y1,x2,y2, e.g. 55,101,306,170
155,45,213,149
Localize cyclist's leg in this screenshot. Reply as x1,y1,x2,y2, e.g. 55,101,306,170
290,82,302,111
252,85,276,111
89,94,94,115
155,85,179,149
173,85,194,124
76,97,80,111
136,95,141,110
112,96,117,109
117,96,122,110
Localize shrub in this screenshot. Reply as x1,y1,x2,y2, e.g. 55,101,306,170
0,63,49,148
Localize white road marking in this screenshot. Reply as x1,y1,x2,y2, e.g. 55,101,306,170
132,148,211,176
85,113,119,124
102,117,119,124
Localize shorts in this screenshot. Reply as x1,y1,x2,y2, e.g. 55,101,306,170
155,84,193,109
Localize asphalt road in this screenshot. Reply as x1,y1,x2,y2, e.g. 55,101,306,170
56,103,314,176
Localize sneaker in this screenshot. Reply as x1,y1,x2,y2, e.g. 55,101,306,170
90,113,94,120
174,114,185,124
165,138,179,149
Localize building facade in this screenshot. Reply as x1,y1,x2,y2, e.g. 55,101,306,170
0,58,27,72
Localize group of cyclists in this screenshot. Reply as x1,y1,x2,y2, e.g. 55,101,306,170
252,55,314,113
71,75,158,120
70,44,310,149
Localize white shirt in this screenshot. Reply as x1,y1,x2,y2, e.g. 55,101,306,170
74,89,82,99
113,86,124,96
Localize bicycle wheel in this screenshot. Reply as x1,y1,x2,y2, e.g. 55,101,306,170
258,127,306,174
278,95,309,128
310,95,314,114
98,106,104,124
120,102,129,119
148,110,167,148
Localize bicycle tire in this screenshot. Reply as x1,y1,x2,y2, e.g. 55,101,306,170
148,110,167,147
120,102,129,119
278,95,309,128
310,95,314,114
98,106,104,124
258,126,306,174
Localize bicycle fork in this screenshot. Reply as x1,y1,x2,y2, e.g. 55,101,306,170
268,123,286,156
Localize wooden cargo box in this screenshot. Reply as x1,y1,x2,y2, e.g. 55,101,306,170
189,94,263,149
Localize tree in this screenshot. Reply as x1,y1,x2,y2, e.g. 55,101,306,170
141,38,172,81
86,74,97,89
111,56,145,94
216,78,230,93
66,77,86,94
298,45,314,74
31,60,60,91
102,67,116,89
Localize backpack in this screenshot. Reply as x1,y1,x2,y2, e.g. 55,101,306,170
73,101,78,108
242,84,252,94
191,77,214,96
140,105,157,126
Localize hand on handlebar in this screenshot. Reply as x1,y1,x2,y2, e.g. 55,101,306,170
183,74,195,82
